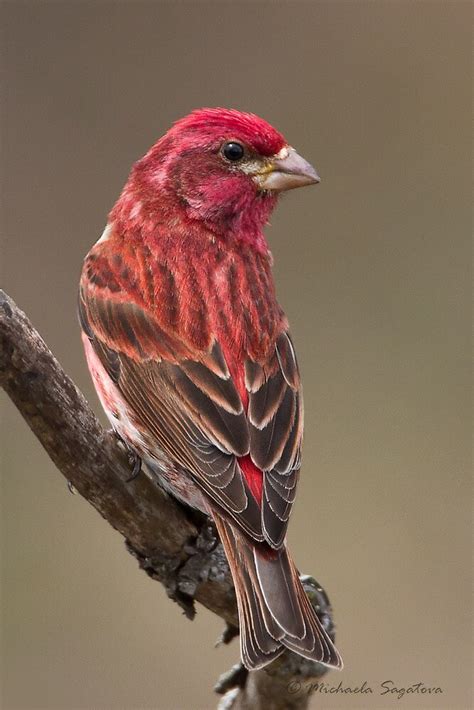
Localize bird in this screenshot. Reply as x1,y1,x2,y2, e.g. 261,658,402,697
79,107,343,671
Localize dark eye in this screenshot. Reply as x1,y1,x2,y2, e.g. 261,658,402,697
222,141,245,162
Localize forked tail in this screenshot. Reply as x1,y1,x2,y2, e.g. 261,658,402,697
214,513,343,670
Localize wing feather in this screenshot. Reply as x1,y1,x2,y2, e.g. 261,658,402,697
245,332,303,547
80,265,303,549
80,283,264,540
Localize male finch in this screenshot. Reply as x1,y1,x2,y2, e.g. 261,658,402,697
79,108,343,670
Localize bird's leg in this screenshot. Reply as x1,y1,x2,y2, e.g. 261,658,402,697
215,622,240,647
126,453,142,482
300,575,335,637
110,429,142,482
214,662,248,696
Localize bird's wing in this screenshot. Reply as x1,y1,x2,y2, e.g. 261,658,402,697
245,330,303,548
80,265,302,548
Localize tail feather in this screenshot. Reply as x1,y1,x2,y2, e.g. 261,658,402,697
214,513,343,671
216,514,284,668
253,544,306,639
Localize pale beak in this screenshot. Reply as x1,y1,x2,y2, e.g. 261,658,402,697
258,147,320,192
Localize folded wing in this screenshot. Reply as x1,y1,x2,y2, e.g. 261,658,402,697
80,269,303,548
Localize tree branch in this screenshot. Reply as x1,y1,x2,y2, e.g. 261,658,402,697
0,289,337,709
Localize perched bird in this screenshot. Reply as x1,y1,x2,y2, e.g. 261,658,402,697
79,108,342,671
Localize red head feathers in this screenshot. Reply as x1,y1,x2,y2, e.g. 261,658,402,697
168,107,287,156
111,108,318,248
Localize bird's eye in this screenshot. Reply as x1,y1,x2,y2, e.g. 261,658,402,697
222,142,245,162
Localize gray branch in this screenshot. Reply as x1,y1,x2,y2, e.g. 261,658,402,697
0,289,337,709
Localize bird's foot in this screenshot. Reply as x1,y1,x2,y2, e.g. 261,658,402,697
110,429,142,482
300,574,335,637
215,622,239,647
214,663,248,696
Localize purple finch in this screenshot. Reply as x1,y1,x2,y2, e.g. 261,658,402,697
79,108,342,670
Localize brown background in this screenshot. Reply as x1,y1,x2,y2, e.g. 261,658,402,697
1,2,471,709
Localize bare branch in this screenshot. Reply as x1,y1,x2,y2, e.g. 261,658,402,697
0,289,336,708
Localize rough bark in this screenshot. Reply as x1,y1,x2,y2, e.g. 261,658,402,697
0,289,337,709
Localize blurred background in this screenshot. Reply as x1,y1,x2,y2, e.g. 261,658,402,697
1,2,471,709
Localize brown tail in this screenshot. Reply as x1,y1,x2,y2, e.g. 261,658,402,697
214,513,343,671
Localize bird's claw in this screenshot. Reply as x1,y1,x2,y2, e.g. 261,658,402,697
110,429,142,482
216,623,239,647
300,574,335,638
125,450,142,482
214,663,248,695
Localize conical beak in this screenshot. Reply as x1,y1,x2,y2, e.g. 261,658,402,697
258,147,320,192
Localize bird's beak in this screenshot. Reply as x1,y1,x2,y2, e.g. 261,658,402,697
257,147,320,192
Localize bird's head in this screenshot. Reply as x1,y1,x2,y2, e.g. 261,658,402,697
118,108,319,246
